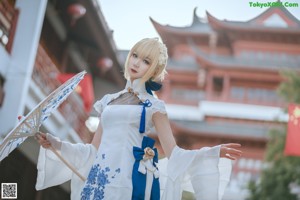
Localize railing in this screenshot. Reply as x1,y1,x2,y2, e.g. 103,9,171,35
208,86,286,107
32,45,93,143
0,0,19,53
171,88,206,102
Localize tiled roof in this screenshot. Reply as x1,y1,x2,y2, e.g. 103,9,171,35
172,119,284,139
190,41,300,70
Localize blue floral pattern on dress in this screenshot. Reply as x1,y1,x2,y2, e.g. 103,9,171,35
81,154,121,200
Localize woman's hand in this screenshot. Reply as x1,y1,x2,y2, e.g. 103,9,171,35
35,132,51,149
220,143,242,160
35,132,62,150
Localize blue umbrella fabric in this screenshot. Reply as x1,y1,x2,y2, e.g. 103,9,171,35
0,71,86,162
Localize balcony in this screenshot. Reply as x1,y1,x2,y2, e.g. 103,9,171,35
32,45,93,143
0,0,18,53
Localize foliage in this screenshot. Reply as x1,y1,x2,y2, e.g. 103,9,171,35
277,71,300,104
247,71,300,200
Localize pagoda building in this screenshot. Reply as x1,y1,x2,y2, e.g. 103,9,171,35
150,6,300,199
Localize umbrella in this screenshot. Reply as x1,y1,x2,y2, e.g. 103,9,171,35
0,70,87,180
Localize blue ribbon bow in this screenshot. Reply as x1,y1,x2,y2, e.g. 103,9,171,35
139,99,152,133
132,136,160,200
145,80,162,96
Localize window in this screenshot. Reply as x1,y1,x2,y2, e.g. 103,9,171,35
213,77,223,96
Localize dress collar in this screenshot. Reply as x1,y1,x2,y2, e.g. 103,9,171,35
125,78,147,95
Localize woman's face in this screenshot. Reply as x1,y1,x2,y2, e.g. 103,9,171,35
128,51,152,81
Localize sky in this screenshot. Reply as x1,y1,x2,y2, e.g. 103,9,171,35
98,0,300,50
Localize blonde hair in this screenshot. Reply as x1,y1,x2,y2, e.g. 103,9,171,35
124,38,168,83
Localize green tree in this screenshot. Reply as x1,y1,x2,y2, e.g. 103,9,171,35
247,71,300,200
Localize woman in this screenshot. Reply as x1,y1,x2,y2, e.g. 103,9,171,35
36,38,242,200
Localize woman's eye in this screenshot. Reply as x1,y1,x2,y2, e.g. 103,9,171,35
143,60,150,65
132,53,138,58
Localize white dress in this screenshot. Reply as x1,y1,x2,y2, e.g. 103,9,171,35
36,79,232,200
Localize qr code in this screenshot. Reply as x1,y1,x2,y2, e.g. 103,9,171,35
1,183,17,199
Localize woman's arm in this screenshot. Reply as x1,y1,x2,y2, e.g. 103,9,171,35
152,112,176,158
153,112,242,159
91,121,103,149
36,120,103,150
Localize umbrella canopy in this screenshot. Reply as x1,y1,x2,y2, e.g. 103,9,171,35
0,71,86,162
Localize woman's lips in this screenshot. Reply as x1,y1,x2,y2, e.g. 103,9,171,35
131,68,137,73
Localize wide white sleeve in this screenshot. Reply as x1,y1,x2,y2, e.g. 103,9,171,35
147,99,167,131
35,142,97,191
161,146,232,200
93,94,109,117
